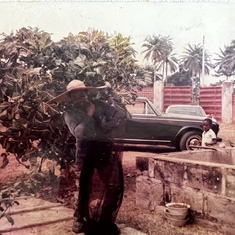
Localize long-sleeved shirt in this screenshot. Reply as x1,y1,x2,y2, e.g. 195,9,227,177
64,99,128,162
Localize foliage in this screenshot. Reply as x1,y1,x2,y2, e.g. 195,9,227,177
142,35,178,83
0,189,19,228
142,35,173,64
167,70,192,86
180,43,211,79
0,27,71,170
134,65,156,87
214,40,235,78
60,30,144,102
0,27,144,169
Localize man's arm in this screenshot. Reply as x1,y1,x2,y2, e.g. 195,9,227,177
64,111,85,138
64,104,97,139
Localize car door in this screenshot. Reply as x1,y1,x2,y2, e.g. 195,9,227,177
124,99,180,143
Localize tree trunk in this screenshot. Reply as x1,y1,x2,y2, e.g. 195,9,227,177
165,62,168,85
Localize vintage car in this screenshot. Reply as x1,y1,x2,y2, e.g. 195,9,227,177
114,97,221,150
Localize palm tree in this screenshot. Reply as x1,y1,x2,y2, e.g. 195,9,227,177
155,53,178,84
214,40,235,79
180,44,211,104
142,35,178,83
142,35,168,64
180,44,211,79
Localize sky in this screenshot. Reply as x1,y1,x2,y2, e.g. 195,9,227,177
0,1,235,84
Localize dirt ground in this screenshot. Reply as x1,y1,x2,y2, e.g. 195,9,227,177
0,122,234,235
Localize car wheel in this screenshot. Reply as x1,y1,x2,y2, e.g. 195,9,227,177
179,131,202,150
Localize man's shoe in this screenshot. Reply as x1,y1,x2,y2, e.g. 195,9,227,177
72,220,83,234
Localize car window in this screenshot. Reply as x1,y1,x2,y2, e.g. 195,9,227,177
126,101,155,115
167,107,182,114
167,106,206,117
126,103,144,114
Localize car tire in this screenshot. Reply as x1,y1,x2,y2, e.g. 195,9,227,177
179,131,202,150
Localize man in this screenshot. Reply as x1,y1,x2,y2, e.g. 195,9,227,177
47,80,128,235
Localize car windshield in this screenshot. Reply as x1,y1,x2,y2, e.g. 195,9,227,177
126,99,161,116
167,106,206,117
126,102,153,115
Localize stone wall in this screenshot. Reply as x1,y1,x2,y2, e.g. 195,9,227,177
136,149,235,235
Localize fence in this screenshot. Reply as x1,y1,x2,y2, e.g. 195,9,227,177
163,86,192,111
137,87,154,102
199,87,222,121
137,85,225,122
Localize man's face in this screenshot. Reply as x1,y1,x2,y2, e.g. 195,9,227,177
69,90,88,107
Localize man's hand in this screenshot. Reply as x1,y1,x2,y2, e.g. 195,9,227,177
86,103,95,116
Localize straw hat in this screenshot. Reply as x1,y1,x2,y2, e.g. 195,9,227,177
47,80,107,104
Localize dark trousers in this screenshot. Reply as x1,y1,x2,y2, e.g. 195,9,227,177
74,140,124,234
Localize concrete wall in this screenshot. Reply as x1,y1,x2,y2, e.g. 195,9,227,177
136,149,235,235
153,80,164,112
232,94,235,123
222,82,234,123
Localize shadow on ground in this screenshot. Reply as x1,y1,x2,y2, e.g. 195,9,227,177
122,144,176,153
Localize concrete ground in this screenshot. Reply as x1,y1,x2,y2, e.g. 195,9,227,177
0,197,147,235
